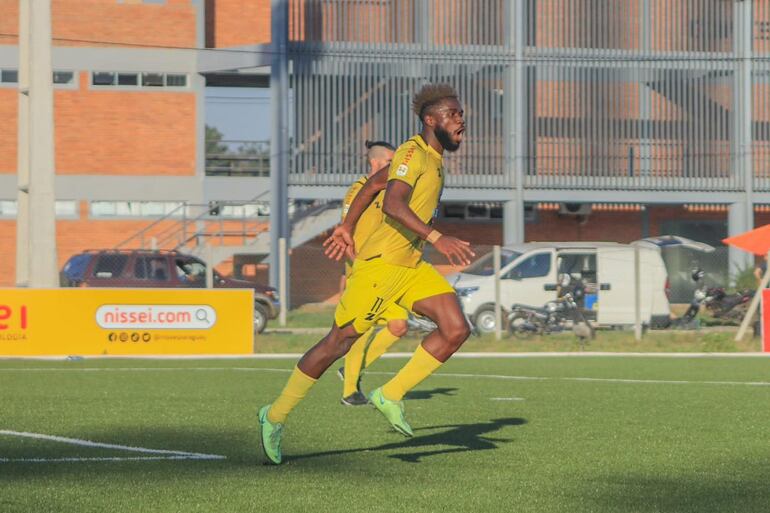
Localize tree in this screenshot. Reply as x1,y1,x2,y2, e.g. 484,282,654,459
205,125,230,174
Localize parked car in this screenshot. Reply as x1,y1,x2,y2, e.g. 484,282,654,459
60,249,279,333
448,237,712,334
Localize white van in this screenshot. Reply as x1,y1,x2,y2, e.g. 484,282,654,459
448,241,678,333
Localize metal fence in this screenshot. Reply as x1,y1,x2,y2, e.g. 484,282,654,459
205,140,270,177
284,0,770,192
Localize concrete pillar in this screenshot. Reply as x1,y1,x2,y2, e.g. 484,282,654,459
726,1,754,284
18,0,58,288
728,201,753,281
503,200,523,245
503,0,525,244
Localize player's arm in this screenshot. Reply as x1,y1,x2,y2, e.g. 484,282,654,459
323,165,389,261
383,180,475,266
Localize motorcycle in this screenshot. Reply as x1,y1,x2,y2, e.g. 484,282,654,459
703,287,753,322
507,275,595,342
669,268,707,329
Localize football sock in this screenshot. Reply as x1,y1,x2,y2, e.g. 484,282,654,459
364,327,401,368
267,366,317,424
343,328,372,396
381,344,442,401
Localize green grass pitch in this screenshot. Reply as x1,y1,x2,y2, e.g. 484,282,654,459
2,355,770,513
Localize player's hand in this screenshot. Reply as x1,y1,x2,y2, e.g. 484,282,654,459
432,236,475,267
323,224,355,261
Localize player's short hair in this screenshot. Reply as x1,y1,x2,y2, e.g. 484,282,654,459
365,140,396,152
412,83,459,122
365,140,395,163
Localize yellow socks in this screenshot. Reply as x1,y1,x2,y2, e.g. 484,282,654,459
267,366,317,424
343,328,373,396
382,344,442,401
364,328,401,368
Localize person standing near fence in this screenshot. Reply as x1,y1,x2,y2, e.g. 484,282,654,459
754,254,768,287
336,140,411,406
258,83,474,465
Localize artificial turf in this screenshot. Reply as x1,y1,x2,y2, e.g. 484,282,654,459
2,355,770,513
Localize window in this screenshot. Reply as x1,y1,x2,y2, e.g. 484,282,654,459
2,69,76,86
165,74,187,87
53,71,74,85
90,201,184,218
219,204,269,218
440,202,503,220
1,69,18,83
0,201,17,216
118,73,138,86
557,253,597,284
55,200,78,217
141,73,164,87
466,204,489,219
442,204,466,219
93,72,116,86
92,254,128,279
134,256,169,281
0,200,77,217
464,250,522,277
92,71,188,89
506,253,551,280
176,259,206,286
62,254,92,283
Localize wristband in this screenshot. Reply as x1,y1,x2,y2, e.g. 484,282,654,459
426,230,443,244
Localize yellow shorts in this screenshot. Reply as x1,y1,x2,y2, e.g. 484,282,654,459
335,258,454,334
343,262,407,326
373,302,409,326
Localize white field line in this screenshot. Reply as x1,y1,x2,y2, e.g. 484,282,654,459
0,456,218,463
0,430,226,463
1,366,770,387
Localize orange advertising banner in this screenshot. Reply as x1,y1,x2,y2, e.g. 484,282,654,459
0,288,254,356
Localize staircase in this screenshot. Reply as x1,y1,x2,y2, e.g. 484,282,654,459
114,193,342,267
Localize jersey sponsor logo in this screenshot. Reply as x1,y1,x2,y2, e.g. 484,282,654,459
396,164,409,177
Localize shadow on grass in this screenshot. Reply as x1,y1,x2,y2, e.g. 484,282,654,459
404,387,459,400
580,467,770,513
290,417,527,464
0,417,525,478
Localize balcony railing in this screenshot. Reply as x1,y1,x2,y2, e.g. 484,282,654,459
205,140,270,177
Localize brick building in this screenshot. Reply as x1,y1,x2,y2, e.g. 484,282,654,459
0,0,274,287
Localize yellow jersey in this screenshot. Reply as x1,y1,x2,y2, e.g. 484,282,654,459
357,135,444,268
341,176,385,276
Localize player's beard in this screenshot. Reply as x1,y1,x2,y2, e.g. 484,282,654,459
435,125,461,153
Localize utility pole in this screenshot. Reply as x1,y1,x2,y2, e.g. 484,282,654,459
16,0,58,287
270,0,290,299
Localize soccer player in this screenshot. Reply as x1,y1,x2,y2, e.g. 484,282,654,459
258,84,474,464
337,140,410,407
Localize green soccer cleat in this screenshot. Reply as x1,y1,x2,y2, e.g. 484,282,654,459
258,405,283,465
369,387,413,437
